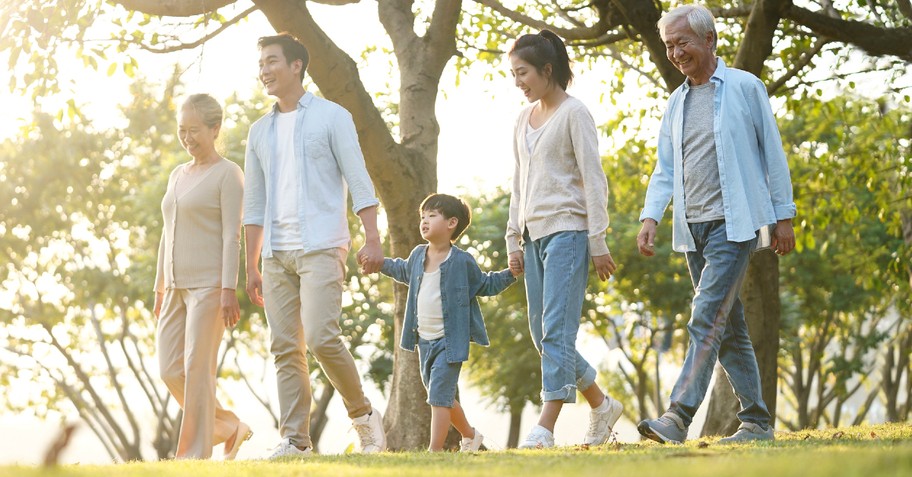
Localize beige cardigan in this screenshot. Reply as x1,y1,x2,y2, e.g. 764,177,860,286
506,96,610,256
154,159,244,292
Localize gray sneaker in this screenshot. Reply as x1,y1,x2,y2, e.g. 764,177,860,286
718,422,774,444
637,412,687,444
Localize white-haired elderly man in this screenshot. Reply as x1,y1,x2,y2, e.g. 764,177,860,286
636,4,796,444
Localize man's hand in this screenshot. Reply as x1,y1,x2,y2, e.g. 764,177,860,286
219,289,241,328
637,219,658,257
246,268,265,307
772,219,796,256
508,251,524,277
357,238,383,274
592,253,617,281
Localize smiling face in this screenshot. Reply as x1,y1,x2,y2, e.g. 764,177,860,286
662,17,716,85
419,208,457,244
178,106,219,160
510,54,554,103
258,43,302,98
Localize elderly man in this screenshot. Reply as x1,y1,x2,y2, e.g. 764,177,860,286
636,4,796,444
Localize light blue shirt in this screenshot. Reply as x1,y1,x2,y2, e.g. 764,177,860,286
640,59,796,252
244,92,380,258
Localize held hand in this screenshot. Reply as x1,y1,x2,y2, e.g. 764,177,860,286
592,253,617,281
153,292,164,320
508,251,524,277
771,219,796,256
637,219,658,257
219,289,241,328
246,268,265,307
357,239,383,274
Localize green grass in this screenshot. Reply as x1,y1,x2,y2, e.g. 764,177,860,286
5,423,911,477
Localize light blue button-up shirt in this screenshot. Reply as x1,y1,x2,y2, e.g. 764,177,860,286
640,59,796,252
244,92,380,258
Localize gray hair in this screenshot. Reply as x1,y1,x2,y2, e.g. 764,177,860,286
657,4,717,52
181,93,223,130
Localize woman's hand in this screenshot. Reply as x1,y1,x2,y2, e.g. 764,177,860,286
591,253,617,281
220,289,241,328
508,251,524,277
153,292,164,320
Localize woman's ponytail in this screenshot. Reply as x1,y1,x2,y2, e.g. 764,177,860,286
509,29,574,90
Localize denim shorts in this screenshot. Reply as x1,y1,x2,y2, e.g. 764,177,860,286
417,337,462,408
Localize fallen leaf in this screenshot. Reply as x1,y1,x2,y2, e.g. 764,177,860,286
832,431,845,439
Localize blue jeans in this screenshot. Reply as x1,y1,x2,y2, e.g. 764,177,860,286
417,337,462,407
668,220,771,427
524,231,597,403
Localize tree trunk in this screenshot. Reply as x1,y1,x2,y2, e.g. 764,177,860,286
701,250,780,436
506,404,523,448
309,384,336,453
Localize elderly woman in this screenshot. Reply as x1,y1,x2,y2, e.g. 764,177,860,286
153,93,250,460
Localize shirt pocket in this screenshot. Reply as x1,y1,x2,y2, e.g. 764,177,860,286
454,286,469,308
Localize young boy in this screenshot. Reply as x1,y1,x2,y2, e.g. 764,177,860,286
378,193,518,451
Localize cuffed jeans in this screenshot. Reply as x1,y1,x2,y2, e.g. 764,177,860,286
524,230,598,403
158,287,241,459
264,248,372,449
668,220,771,427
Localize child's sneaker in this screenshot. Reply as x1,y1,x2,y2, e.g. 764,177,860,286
583,395,624,445
518,425,555,449
460,428,484,452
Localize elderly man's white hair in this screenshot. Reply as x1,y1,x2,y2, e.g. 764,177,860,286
657,4,718,52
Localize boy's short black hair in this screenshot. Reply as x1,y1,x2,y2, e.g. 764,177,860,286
420,193,472,242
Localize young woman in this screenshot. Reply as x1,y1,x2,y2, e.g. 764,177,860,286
505,30,624,448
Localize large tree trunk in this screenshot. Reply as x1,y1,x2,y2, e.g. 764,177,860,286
702,251,780,436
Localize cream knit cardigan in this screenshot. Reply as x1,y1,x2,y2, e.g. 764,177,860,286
154,159,244,292
506,96,610,256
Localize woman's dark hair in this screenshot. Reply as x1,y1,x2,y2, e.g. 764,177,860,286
258,32,309,81
508,29,574,90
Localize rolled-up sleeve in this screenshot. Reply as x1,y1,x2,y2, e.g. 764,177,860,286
243,123,266,227
749,80,796,221
330,108,380,214
640,108,675,223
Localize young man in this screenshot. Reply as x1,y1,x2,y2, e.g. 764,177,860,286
243,33,386,458
636,4,796,444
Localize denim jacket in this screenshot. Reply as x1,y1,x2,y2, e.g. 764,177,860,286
640,59,796,252
381,244,516,363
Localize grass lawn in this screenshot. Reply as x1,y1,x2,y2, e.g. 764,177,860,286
3,423,910,477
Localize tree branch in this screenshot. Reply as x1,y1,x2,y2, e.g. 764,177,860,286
88,305,142,446
783,2,912,61
767,37,829,96
378,0,419,60
139,5,258,54
473,0,608,40
112,0,237,17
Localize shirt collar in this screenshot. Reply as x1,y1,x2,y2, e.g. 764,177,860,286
269,91,314,115
682,57,727,91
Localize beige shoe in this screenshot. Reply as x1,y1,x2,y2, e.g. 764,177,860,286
224,422,253,461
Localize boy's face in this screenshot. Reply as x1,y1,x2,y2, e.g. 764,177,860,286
420,208,457,244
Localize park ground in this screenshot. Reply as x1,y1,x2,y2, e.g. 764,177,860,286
2,423,910,477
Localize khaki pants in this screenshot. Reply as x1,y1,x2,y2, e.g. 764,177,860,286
264,248,372,449
158,287,241,459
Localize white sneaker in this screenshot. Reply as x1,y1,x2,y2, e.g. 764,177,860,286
264,438,312,459
583,395,624,446
460,428,484,452
518,425,555,449
352,408,387,453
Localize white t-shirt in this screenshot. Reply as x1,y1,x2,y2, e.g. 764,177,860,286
416,268,445,340
271,110,304,250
